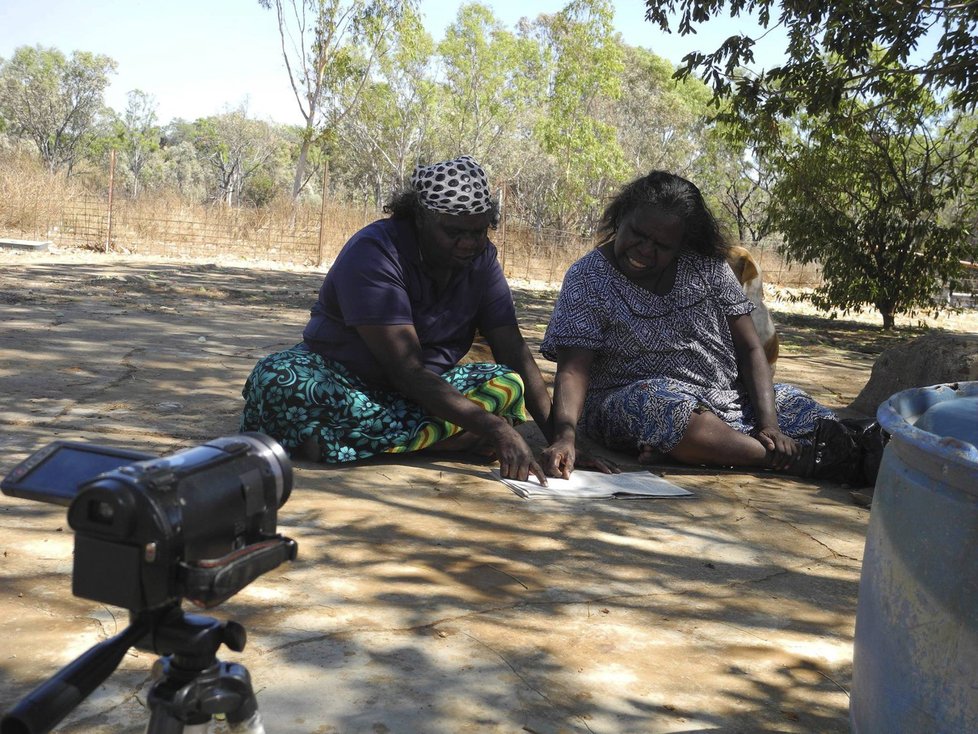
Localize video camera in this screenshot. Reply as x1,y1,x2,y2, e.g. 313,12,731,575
2,432,296,611
1,432,297,734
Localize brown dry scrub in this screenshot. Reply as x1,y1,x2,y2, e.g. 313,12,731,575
0,152,593,279
0,151,820,286
0,150,74,240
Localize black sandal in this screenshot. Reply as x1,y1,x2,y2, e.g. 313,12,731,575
802,418,888,487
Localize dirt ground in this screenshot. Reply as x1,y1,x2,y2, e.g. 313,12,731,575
0,247,971,733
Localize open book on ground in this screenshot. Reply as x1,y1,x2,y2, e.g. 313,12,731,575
492,469,694,500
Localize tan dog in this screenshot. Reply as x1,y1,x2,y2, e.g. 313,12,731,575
727,245,779,370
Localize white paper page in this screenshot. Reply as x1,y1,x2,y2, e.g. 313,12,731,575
492,469,694,500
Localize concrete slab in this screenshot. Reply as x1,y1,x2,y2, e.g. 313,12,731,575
0,251,882,733
0,238,52,251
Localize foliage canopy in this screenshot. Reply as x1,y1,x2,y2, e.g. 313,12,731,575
0,45,116,173
644,0,978,119
763,90,976,327
644,1,978,326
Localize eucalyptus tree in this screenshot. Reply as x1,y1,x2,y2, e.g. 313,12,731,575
113,90,160,197
332,6,439,202
611,45,712,178
701,134,773,249
190,107,279,206
520,0,627,232
143,121,209,201
258,0,416,199
0,45,116,174
437,3,531,164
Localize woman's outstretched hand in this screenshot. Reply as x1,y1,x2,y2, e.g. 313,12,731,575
490,423,548,485
754,425,800,471
540,437,577,479
541,439,620,478
575,451,620,474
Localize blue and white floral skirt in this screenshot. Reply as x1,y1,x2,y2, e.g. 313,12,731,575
584,377,835,454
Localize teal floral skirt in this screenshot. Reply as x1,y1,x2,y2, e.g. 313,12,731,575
240,343,526,463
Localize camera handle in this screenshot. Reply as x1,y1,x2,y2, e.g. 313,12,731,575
1,605,264,734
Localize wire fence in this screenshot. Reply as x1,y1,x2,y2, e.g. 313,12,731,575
3,176,823,289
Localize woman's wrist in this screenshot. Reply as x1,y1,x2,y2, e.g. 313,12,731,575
483,415,518,439
552,425,577,443
756,418,780,432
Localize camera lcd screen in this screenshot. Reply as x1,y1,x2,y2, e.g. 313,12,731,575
1,442,154,506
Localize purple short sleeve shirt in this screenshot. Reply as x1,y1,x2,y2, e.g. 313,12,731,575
303,218,516,386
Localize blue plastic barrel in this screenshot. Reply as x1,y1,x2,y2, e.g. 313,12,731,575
851,381,978,733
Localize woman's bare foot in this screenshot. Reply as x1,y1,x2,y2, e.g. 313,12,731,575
637,445,661,464
297,435,321,462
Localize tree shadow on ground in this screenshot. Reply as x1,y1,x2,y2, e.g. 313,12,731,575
772,309,931,357
0,257,878,733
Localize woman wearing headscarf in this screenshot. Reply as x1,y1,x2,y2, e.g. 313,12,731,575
241,156,555,482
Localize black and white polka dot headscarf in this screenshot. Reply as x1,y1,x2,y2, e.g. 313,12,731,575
410,155,492,215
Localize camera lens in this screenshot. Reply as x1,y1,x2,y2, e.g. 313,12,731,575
230,432,293,508
197,433,292,508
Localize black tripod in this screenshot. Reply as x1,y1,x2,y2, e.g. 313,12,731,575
1,604,265,734
143,607,264,733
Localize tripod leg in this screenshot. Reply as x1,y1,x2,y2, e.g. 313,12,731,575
143,719,209,734
227,710,265,734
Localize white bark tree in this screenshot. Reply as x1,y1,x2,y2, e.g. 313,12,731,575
258,0,415,199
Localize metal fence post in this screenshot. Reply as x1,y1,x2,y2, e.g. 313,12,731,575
317,161,329,267
498,181,507,272
105,149,116,253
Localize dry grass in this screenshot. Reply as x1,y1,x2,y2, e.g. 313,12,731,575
0,151,71,239
0,151,826,287
2,153,969,334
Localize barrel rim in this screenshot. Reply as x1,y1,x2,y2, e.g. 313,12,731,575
877,381,978,470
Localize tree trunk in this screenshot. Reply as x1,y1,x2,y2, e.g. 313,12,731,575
292,122,314,200
292,115,315,201
879,304,896,329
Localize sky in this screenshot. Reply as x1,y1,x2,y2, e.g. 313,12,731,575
0,0,783,126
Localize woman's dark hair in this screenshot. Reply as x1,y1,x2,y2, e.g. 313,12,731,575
384,189,501,229
598,171,729,258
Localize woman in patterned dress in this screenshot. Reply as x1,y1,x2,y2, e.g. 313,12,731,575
241,156,558,482
539,171,869,483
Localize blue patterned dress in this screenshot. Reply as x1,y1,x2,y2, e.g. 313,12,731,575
541,249,834,454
